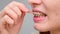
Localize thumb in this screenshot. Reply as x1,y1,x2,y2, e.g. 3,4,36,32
0,18,8,34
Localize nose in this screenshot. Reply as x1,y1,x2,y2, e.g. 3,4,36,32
28,0,42,7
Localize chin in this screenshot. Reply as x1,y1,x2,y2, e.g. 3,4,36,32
34,26,49,32
33,22,52,32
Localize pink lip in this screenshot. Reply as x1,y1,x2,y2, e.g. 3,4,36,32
32,8,46,14
32,8,46,22
33,17,46,22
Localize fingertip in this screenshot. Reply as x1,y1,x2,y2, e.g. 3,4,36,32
24,8,30,12
27,10,33,14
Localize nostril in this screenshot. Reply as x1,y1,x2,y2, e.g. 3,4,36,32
28,0,42,7
31,3,40,7
28,0,42,6
33,3,40,5
31,3,42,7
32,0,42,4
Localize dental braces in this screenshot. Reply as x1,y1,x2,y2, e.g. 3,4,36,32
33,12,44,17
28,11,45,17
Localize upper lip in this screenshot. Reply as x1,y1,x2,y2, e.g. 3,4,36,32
32,8,47,15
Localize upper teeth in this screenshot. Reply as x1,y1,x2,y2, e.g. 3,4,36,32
33,12,44,17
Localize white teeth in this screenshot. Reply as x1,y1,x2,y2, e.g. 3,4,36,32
33,12,45,17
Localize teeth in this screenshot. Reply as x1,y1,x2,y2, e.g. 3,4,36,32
33,12,45,17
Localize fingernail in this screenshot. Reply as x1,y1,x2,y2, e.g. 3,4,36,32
24,8,29,12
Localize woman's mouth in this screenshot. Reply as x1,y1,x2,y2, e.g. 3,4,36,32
33,9,47,23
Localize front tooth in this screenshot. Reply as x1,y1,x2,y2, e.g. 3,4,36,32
33,12,40,17
33,12,45,17
33,12,40,15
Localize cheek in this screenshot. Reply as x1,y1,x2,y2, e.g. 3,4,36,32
47,11,60,31
42,0,60,30
43,0,60,23
43,0,60,11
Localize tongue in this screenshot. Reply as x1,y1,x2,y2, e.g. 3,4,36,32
33,16,46,22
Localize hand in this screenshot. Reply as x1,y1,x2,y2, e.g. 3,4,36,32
0,1,29,34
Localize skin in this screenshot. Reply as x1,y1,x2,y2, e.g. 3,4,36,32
0,1,29,34
0,0,60,34
28,0,60,34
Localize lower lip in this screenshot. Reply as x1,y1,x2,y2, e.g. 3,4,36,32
33,16,46,22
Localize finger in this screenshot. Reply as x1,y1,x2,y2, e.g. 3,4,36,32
8,1,29,13
8,5,22,17
4,7,18,20
1,29,9,34
1,15,14,25
0,10,5,19
0,15,14,32
27,10,33,14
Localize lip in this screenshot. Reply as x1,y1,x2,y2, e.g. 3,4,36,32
32,8,46,14
32,8,47,23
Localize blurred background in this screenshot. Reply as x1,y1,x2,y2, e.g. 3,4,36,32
0,0,39,34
